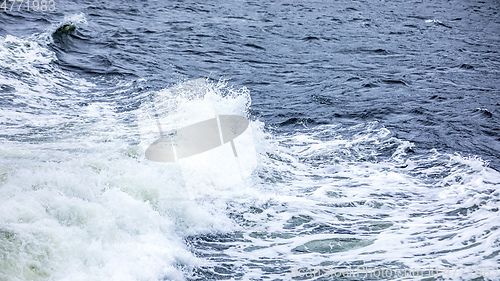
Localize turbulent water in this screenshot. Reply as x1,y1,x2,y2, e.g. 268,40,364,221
1,0,499,280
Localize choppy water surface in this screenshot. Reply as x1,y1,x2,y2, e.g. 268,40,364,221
1,0,499,280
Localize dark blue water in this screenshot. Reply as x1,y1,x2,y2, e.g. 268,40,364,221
1,0,499,280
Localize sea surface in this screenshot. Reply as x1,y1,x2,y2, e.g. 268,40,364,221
1,0,499,280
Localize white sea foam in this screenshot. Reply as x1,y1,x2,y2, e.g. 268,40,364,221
0,34,94,138
200,123,500,280
0,73,263,280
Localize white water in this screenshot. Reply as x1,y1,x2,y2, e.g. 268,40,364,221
1,32,499,281
237,124,500,275
0,34,259,280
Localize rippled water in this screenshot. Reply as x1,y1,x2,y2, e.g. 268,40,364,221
1,0,499,280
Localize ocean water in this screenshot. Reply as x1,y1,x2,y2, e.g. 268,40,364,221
1,0,499,280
